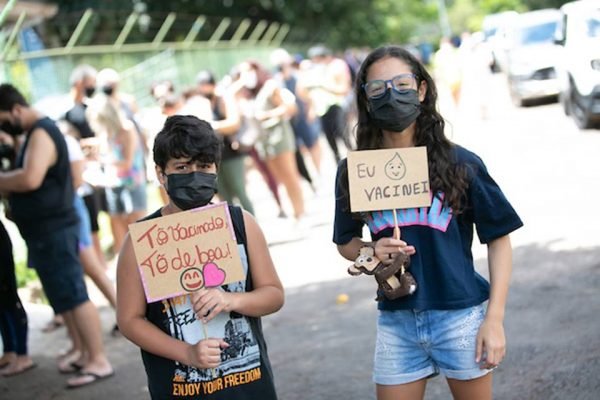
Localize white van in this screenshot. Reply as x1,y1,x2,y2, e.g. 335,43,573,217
554,0,600,129
505,9,562,106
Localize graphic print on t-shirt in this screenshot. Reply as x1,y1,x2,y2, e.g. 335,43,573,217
161,243,262,396
366,192,453,234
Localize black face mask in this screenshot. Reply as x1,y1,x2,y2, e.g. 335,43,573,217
0,120,23,137
84,87,96,98
165,171,218,210
368,88,421,133
102,86,114,96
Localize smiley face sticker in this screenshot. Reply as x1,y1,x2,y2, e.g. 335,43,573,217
180,267,205,292
384,152,407,180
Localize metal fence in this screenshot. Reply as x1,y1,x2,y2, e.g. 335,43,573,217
0,8,293,107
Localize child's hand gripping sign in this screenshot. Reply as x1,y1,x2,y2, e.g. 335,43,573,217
129,202,244,303
347,147,431,213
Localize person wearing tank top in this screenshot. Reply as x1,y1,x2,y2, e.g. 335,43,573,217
116,115,284,399
0,84,113,388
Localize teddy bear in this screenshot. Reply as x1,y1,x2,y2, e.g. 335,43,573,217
348,245,417,301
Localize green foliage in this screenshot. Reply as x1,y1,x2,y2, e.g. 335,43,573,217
522,0,572,10
15,259,38,288
479,0,527,14
49,0,573,49
448,0,485,33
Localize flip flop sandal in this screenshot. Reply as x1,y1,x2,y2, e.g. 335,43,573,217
1,363,37,377
66,370,114,389
58,361,84,374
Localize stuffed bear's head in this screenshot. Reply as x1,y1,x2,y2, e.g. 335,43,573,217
348,245,381,276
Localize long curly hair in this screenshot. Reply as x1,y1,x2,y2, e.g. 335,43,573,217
340,45,468,214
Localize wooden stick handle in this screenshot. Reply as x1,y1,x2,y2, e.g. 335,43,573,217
202,321,217,379
392,209,400,240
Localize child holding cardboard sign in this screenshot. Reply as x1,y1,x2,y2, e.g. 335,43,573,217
333,46,523,400
116,115,284,399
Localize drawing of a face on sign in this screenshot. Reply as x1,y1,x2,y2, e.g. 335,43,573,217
180,267,205,292
384,153,407,180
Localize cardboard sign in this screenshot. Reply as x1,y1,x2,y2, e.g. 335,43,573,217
347,147,431,212
129,202,245,303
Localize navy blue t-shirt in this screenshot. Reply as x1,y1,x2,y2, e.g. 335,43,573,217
333,145,523,311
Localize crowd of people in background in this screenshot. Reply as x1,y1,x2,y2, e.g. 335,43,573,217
0,38,480,387
0,44,363,385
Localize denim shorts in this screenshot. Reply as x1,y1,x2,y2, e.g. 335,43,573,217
74,195,92,249
373,304,492,385
27,224,89,314
105,183,147,215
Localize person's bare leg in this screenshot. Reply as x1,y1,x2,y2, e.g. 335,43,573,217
447,373,492,400
80,246,117,309
57,312,84,371
376,379,427,400
308,141,322,173
91,232,108,270
109,214,127,255
65,301,112,386
267,152,305,219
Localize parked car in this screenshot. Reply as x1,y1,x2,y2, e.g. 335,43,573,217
554,0,600,129
505,9,562,106
482,10,519,73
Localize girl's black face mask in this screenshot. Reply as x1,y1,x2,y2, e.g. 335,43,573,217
367,88,421,133
165,171,218,210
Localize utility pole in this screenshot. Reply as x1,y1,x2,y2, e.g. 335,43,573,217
437,0,452,38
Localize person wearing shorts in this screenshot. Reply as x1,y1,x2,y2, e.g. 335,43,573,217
271,48,323,190
86,93,147,254
333,47,523,399
27,224,89,314
0,84,113,388
237,60,306,221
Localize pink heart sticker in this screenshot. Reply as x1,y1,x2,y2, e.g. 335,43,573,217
203,262,226,287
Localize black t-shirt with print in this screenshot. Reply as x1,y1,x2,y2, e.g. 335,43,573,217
140,205,278,399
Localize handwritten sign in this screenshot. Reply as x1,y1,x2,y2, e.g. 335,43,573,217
347,147,431,212
129,202,244,303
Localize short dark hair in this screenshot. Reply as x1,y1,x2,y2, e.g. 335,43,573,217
0,84,29,111
153,115,223,171
196,70,216,85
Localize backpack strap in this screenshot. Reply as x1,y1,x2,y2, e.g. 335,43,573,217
227,204,255,295
228,205,246,245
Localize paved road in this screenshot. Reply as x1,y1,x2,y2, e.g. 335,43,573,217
2,71,599,399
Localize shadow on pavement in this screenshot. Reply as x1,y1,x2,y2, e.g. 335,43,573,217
1,241,599,400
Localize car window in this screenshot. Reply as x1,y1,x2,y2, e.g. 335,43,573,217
516,21,558,45
586,15,600,38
